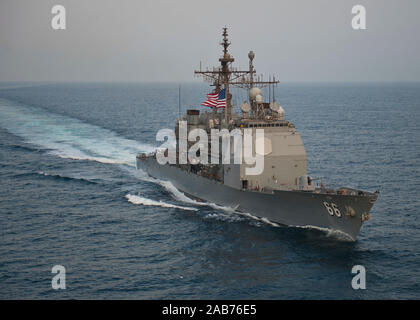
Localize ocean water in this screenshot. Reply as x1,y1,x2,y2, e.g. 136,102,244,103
0,82,419,299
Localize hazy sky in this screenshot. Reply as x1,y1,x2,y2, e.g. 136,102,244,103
1,0,419,82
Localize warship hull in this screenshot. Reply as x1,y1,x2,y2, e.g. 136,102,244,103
137,155,377,240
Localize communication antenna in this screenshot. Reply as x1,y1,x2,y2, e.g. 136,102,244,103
178,84,181,121
272,76,276,102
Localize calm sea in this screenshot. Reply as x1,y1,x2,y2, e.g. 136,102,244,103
0,82,419,299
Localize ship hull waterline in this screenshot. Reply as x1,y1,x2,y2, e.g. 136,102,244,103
136,155,377,241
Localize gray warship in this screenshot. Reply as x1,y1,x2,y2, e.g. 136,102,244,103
137,28,379,240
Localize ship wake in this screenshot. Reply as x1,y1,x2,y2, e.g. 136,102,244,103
0,98,155,167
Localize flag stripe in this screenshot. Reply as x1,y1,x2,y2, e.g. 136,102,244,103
201,101,217,107
216,99,226,108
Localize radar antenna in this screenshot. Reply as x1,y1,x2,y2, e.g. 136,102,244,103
194,27,279,122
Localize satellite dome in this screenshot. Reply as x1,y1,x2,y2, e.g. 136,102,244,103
241,102,251,113
278,106,285,120
269,101,280,112
278,106,285,115
255,94,263,104
249,87,262,99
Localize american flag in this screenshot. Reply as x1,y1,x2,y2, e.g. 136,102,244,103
201,89,226,108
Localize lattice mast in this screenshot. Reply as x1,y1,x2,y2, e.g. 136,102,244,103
194,28,279,123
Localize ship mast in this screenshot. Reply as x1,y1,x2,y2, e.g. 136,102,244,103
194,27,279,123
219,27,234,123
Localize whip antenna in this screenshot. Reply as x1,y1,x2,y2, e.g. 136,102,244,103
178,84,181,121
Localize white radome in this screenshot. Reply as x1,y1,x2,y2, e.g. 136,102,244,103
278,106,285,115
240,102,251,113
269,101,280,112
249,87,262,99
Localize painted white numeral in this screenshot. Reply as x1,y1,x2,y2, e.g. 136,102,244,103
331,203,342,217
323,202,341,218
323,202,334,216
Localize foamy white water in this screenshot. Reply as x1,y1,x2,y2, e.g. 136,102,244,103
125,194,198,211
292,225,354,241
0,98,155,166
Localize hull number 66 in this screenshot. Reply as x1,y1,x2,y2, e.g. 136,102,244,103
323,202,342,217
